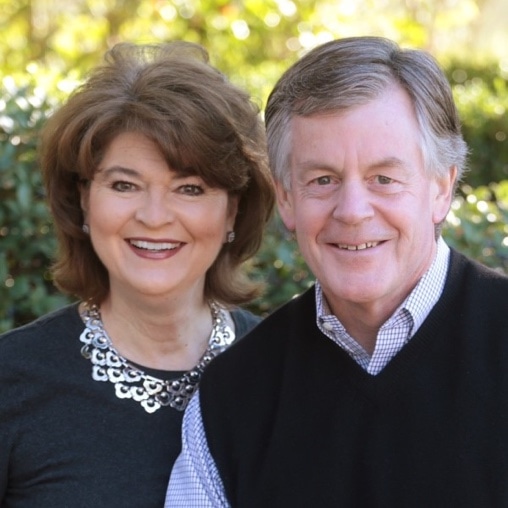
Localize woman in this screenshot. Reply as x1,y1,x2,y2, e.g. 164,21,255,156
0,42,274,507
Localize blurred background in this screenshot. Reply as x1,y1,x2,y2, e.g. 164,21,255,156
1,0,507,332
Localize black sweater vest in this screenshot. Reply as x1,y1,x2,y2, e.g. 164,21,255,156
200,251,508,507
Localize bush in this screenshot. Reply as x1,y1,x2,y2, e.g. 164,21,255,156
246,215,314,316
444,182,508,273
447,60,508,186
0,80,69,332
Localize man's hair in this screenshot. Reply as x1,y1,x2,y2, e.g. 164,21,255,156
265,36,468,191
41,41,274,306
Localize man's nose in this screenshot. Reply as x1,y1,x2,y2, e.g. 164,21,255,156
331,180,375,225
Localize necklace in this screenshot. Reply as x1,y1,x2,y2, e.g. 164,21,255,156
79,302,235,413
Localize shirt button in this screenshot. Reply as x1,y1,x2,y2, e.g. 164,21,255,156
323,322,334,331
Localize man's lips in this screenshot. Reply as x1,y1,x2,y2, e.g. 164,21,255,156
334,241,381,251
128,239,182,251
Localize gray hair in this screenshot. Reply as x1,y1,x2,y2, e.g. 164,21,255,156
265,36,468,190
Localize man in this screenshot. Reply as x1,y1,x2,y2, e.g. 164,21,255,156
165,36,508,507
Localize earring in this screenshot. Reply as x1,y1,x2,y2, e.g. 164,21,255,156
226,231,235,243
82,224,90,234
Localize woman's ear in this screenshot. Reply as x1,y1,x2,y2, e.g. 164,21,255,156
79,180,90,220
226,194,239,232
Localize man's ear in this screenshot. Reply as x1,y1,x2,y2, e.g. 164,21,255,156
275,180,296,232
432,165,458,225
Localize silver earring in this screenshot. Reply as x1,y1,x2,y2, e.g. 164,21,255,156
226,231,235,243
82,224,90,234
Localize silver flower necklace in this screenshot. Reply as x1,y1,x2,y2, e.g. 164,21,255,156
79,302,235,413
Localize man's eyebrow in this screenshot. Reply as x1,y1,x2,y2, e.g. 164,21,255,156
294,159,338,171
369,157,407,170
294,156,408,172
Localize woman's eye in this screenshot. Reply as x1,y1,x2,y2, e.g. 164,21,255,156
179,184,204,196
112,181,136,192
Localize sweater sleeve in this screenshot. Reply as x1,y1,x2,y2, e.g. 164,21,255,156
164,391,229,507
0,376,12,504
0,338,26,506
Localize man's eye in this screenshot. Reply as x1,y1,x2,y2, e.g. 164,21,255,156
315,176,332,185
180,184,204,196
112,181,136,192
376,175,394,185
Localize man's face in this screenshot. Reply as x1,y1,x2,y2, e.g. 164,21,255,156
276,85,455,323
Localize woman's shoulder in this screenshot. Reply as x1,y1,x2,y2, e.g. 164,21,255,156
0,303,82,353
230,307,263,338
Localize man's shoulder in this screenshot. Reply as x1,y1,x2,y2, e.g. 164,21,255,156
446,250,508,329
450,249,508,291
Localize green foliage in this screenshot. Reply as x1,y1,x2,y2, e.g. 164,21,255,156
447,61,508,186
0,81,70,332
247,216,314,316
443,182,508,273
2,0,502,109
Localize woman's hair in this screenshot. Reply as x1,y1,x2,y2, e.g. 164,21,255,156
40,41,274,306
265,36,468,191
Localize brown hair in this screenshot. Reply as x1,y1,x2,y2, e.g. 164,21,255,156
40,42,274,306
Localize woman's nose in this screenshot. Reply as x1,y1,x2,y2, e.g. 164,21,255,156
135,192,175,228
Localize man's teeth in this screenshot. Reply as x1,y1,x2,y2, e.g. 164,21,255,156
130,240,179,251
337,242,379,251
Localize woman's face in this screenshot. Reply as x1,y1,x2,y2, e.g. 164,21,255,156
81,131,237,301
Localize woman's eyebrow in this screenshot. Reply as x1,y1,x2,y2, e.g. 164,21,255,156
95,166,140,178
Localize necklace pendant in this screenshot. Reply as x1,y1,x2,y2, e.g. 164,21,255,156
155,391,171,406
141,398,161,413
107,367,124,383
143,379,162,395
92,365,108,382
115,383,132,399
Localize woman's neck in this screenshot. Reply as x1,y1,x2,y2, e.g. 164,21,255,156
96,292,214,371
